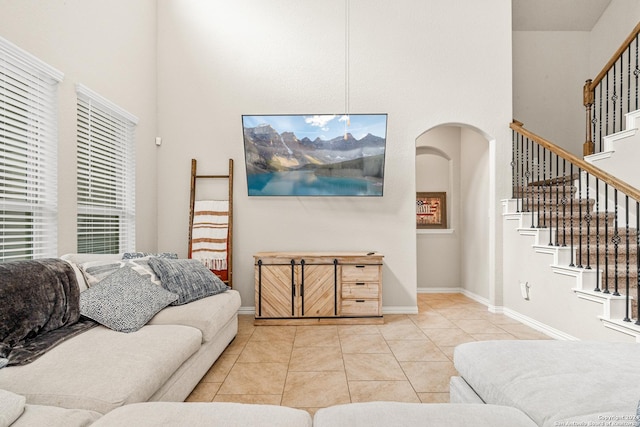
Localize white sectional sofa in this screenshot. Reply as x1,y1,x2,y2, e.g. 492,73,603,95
2,391,538,427
0,253,241,414
2,390,313,427
5,255,639,426
313,401,538,427
451,340,640,427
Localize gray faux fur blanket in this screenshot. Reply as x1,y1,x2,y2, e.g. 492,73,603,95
0,258,96,368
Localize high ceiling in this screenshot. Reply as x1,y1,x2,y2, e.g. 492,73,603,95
512,0,612,31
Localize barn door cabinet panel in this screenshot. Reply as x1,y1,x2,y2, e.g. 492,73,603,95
254,252,383,325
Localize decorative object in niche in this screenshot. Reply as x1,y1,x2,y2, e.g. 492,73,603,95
242,114,387,196
416,192,447,229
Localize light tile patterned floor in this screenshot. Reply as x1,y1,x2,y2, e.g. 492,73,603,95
185,293,549,414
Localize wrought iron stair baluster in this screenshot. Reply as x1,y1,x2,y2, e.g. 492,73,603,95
577,169,584,268
528,137,533,226
536,144,541,228
562,160,567,247
595,179,601,292
613,189,620,296
624,195,631,322
569,164,575,267
585,172,591,269
604,185,610,294
555,154,560,246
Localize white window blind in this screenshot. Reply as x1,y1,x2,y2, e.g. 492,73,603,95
0,37,63,262
76,84,137,254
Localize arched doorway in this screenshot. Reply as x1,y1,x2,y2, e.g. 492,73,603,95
416,124,493,303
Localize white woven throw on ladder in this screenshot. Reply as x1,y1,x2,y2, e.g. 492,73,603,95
191,200,228,270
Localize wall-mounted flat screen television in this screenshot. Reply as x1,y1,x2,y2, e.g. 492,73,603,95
242,114,387,196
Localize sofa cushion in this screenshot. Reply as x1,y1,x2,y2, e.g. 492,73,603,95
449,376,484,403
148,258,229,305
80,267,178,332
0,389,25,426
454,340,640,427
11,404,101,427
0,324,202,414
313,402,537,427
91,402,313,427
147,289,241,343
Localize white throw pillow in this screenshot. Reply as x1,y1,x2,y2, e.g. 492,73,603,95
78,257,163,287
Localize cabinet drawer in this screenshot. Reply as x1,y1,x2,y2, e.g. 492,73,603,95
341,299,379,316
341,265,380,282
342,282,379,299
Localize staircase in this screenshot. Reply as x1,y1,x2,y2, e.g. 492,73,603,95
507,121,640,341
521,178,639,316
504,21,640,341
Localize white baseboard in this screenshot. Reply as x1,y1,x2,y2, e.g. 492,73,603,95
418,289,578,340
417,287,503,313
459,289,489,306
383,306,419,315
239,306,255,315
417,287,462,294
502,307,579,341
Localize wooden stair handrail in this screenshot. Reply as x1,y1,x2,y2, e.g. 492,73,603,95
589,21,640,91
511,120,640,202
583,21,640,155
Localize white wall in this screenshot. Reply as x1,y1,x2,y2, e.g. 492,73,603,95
156,0,513,312
589,0,640,76
512,31,589,156
460,128,490,300
0,0,158,254
512,1,640,158
416,127,461,291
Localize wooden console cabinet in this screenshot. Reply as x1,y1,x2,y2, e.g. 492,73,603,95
254,252,383,325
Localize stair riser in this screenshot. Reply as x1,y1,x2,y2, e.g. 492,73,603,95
597,280,639,317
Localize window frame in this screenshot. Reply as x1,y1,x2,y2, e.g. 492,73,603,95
0,36,63,262
76,83,138,254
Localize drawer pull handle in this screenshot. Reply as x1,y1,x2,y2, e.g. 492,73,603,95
356,299,365,303
355,282,365,286
355,265,365,268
